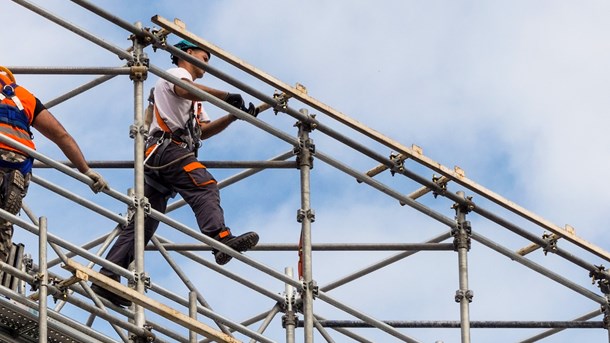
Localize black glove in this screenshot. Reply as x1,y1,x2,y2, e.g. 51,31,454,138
224,93,244,109
147,87,155,104
243,102,259,117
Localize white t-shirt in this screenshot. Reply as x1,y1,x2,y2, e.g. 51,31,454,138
149,67,210,135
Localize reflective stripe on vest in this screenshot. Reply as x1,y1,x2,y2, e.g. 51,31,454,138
0,75,36,155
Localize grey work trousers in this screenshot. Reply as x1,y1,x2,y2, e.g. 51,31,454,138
101,142,225,277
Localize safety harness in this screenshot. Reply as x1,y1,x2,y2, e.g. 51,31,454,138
143,88,203,197
0,76,34,175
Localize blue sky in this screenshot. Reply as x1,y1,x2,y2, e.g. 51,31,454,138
2,0,610,342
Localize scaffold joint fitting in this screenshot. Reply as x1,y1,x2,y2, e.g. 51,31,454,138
30,272,42,291
129,65,148,81
284,289,296,309
23,254,33,272
129,272,151,292
455,289,474,303
452,197,474,214
389,152,405,176
301,280,319,298
296,209,315,223
282,311,298,328
431,174,448,198
273,91,289,115
294,138,315,168
452,221,472,251
590,265,610,295
542,231,558,256
130,197,151,215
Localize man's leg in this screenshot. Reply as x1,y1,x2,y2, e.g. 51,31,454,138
0,169,28,263
93,182,168,307
163,149,258,265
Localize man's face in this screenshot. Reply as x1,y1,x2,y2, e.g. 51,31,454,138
188,49,210,79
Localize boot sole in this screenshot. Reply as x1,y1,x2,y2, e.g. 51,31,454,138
214,232,259,265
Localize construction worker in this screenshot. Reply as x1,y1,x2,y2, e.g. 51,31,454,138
0,67,108,263
92,40,259,307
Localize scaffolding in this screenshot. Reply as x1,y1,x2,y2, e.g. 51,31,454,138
1,1,610,342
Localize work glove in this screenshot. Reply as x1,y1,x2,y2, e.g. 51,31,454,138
84,169,108,193
243,102,259,117
224,93,245,109
147,87,155,104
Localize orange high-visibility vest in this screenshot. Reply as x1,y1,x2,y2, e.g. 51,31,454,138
0,73,36,156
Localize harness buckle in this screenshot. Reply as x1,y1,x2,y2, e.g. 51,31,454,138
2,85,15,97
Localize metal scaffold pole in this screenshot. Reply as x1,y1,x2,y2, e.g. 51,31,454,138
130,22,149,341
296,109,316,343
453,191,473,343
284,267,296,343
38,216,48,343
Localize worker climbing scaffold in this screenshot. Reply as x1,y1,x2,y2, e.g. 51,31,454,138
92,39,260,307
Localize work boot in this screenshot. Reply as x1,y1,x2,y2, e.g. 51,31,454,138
90,273,132,307
0,223,13,264
212,228,259,265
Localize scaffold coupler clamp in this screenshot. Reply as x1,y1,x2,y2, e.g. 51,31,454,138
590,265,610,295
30,272,42,292
281,289,298,328
301,279,319,299
294,115,316,168
451,220,472,251
389,152,405,176
296,209,315,223
295,109,318,132
129,272,151,292
541,231,558,256
129,329,156,343
23,253,33,273
273,90,289,115
130,196,151,217
283,289,297,311
144,324,155,342
431,174,448,198
50,277,69,302
455,289,474,303
282,310,298,329
128,35,150,82
294,137,315,168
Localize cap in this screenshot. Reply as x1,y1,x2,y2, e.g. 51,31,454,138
171,40,211,65
174,39,200,51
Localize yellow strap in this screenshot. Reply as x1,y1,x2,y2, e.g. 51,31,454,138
0,66,16,83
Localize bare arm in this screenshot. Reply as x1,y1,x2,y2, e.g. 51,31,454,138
174,78,227,102
173,78,238,139
199,114,237,140
31,109,90,173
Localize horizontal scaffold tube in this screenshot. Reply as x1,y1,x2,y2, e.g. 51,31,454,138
296,320,604,329
144,243,455,251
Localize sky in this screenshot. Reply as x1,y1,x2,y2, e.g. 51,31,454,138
1,0,610,342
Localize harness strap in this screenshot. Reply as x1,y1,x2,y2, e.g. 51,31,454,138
143,137,177,198
0,79,24,111
153,104,172,133
0,104,30,132
0,157,33,176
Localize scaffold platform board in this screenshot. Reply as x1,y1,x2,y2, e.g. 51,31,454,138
0,296,110,343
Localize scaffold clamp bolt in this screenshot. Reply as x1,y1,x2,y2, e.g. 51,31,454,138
296,209,315,223
455,289,473,303
542,231,558,256
301,280,319,298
